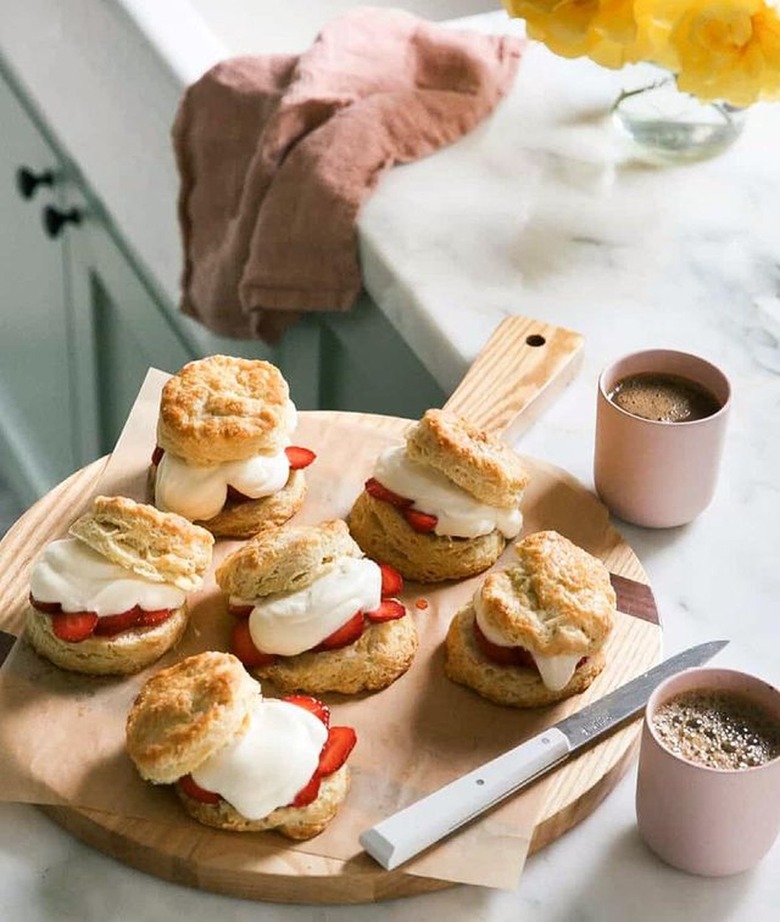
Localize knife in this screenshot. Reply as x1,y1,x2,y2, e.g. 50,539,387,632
360,639,728,870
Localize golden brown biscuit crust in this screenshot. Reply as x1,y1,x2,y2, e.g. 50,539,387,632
69,495,214,592
126,651,259,784
478,531,615,656
25,604,189,676
215,519,362,600
405,409,530,508
347,490,505,583
444,602,606,708
194,469,306,539
157,356,292,464
251,615,419,694
176,765,349,840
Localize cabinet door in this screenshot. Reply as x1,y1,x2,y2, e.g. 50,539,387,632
0,71,78,503
67,209,198,461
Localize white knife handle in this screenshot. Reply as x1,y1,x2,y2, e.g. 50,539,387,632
359,727,571,870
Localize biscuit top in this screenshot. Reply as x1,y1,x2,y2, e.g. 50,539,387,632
476,530,616,656
69,495,214,592
405,409,530,508
216,519,362,600
126,652,260,784
156,356,294,465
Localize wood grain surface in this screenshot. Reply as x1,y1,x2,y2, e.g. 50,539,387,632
0,317,661,902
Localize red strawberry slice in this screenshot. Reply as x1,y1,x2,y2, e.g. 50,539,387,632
316,611,364,651
364,478,413,508
404,509,438,533
473,621,535,668
378,562,403,597
318,726,357,777
364,599,406,623
226,485,253,503
285,446,316,470
179,774,221,805
29,594,62,615
51,611,99,642
284,694,331,727
291,773,321,808
93,606,141,636
228,602,254,619
151,445,164,466
230,620,277,667
135,608,173,628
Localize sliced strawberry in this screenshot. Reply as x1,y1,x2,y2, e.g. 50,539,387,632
318,726,357,777
316,611,364,651
364,598,406,623
226,485,252,503
51,611,99,642
473,621,535,668
228,602,254,619
378,562,403,597
284,694,331,727
93,606,141,636
151,445,164,466
179,774,221,805
29,594,61,615
404,508,438,533
291,773,321,808
364,478,413,508
285,446,316,470
135,608,173,628
230,619,277,667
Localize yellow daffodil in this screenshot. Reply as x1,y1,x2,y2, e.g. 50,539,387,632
503,0,645,68
635,0,780,105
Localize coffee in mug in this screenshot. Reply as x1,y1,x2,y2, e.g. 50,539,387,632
608,372,722,423
652,688,780,770
594,349,731,527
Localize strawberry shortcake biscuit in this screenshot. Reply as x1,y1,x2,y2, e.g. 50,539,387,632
126,651,356,839
216,520,418,694
347,409,530,582
445,531,616,707
150,355,315,539
26,495,213,675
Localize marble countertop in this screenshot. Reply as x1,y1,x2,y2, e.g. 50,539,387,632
2,5,780,921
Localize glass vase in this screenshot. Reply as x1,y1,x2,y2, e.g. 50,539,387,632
611,76,747,163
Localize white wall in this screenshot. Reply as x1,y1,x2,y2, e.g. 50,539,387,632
189,0,502,54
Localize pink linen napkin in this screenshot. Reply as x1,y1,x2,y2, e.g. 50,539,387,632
173,7,524,342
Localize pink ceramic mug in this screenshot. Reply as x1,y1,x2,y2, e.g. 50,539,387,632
636,667,780,876
594,349,731,527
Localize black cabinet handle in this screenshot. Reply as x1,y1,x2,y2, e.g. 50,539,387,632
43,205,82,239
16,166,55,200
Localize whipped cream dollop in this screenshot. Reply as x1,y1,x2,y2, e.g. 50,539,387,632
155,400,298,521
372,446,522,539
191,697,327,819
474,590,583,692
241,557,382,656
29,538,185,616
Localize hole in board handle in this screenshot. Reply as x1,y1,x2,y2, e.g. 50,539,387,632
526,334,546,347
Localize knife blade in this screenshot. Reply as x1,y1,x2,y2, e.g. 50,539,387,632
360,639,728,871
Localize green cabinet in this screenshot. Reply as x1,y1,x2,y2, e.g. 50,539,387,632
0,67,202,503
0,70,78,503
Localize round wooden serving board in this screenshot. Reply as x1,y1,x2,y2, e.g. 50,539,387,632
0,317,661,903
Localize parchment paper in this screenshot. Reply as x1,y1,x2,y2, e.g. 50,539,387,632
0,370,660,890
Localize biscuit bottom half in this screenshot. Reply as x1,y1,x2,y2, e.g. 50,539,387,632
176,764,349,840
251,616,419,695
444,603,606,708
347,491,506,583
25,605,189,676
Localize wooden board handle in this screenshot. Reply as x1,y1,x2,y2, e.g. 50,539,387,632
444,316,584,440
